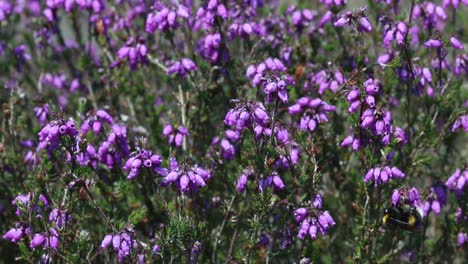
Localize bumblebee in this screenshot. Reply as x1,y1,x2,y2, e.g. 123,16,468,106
382,203,423,231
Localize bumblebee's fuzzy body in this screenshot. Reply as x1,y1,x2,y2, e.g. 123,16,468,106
382,204,423,231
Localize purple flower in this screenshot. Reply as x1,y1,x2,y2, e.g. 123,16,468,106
288,97,336,133
445,168,467,196
101,230,140,262
262,75,294,104
146,4,190,33
34,104,50,126
49,208,72,228
30,228,59,250
162,158,211,193
246,58,287,87
295,204,335,240
423,184,447,215
334,7,372,32
162,124,190,147
457,232,467,246
97,124,130,169
116,39,148,70
364,166,405,186
167,58,198,77
451,115,468,132
3,227,26,243
123,149,163,180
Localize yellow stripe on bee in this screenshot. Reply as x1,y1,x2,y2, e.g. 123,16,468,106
383,214,389,224
408,215,416,226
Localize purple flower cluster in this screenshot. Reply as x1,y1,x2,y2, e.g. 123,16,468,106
123,149,163,180
305,66,345,94
3,225,29,243
364,166,405,186
381,20,407,47
12,193,49,217
49,208,72,228
81,109,114,135
295,195,336,240
452,115,468,132
224,101,269,132
101,230,140,262
37,119,79,152
445,168,467,197
246,58,287,87
97,124,130,169
30,228,59,250
262,75,294,103
288,97,336,133
167,58,197,78
161,158,211,193
334,7,372,33
422,184,447,216
391,187,422,207
145,3,190,33
198,33,225,64
34,104,50,126
116,39,148,70
194,0,227,31
162,124,190,148
258,171,285,192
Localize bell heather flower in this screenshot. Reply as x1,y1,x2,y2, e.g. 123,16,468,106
37,119,78,152
334,7,373,32
412,2,447,30
305,66,345,94
457,232,467,246
49,208,72,228
161,158,211,193
3,225,29,243
450,37,464,50
193,0,227,31
289,7,316,29
246,58,287,87
364,166,405,186
262,75,295,104
101,230,140,262
123,149,164,180
30,228,59,250
423,184,447,215
162,124,190,147
295,195,335,240
445,168,467,196
258,171,285,192
391,187,423,207
115,39,148,70
146,3,190,33
288,97,336,133
381,19,407,47
224,100,269,132
167,58,198,78
97,124,130,169
81,109,114,135
198,33,227,64
320,0,346,8
34,104,50,126
451,115,468,132
13,193,49,217
236,167,254,193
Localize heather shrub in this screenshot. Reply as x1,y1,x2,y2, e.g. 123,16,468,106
0,0,467,263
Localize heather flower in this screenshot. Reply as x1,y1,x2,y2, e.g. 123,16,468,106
0,0,12,22
236,167,254,193
152,244,160,255
167,58,198,78
30,228,59,250
288,97,336,133
246,58,287,87
391,187,423,207
97,124,130,169
49,208,72,228
450,37,464,50
12,193,49,217
455,207,468,224
381,20,407,47
162,124,190,147
290,7,316,29
37,119,78,152
364,166,405,186
422,184,447,215
81,109,114,135
198,33,227,64
123,149,164,180
305,66,345,94
224,100,270,132
193,0,227,31
3,225,28,243
71,138,97,168
320,0,346,8
457,232,467,246
445,168,467,196
258,171,285,192
161,158,211,193
115,39,148,70
146,4,190,33
412,2,447,30
262,75,295,103
451,115,468,132
190,241,202,264
295,196,335,240
334,7,373,32
424,39,443,48
101,230,140,262
34,104,50,126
